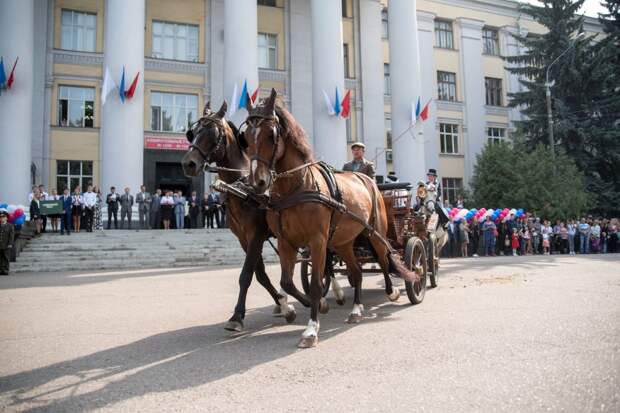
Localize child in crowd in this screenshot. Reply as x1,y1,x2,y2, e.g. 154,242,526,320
511,228,520,256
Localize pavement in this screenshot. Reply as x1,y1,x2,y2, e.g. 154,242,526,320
0,254,619,412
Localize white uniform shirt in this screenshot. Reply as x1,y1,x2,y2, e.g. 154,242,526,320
83,191,97,208
161,196,174,206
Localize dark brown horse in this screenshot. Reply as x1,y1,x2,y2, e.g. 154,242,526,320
181,101,302,332
241,89,416,348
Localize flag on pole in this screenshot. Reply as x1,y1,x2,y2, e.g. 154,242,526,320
340,89,351,118
7,57,18,89
322,90,335,115
333,87,341,116
124,71,140,99
229,83,238,117
0,58,6,96
119,66,126,103
101,67,116,105
420,99,431,121
411,101,417,126
238,79,248,110
251,86,259,104
415,97,421,118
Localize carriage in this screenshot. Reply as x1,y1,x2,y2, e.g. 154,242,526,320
298,180,445,305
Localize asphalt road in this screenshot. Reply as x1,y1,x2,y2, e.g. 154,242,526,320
1,254,619,412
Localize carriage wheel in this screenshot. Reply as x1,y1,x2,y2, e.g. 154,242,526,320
300,250,332,297
427,239,439,288
404,237,427,305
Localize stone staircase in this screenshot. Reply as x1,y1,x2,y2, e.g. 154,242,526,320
12,229,279,273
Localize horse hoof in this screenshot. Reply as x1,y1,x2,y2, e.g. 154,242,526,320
336,298,346,306
224,320,243,332
297,336,318,348
319,298,329,314
388,288,401,302
284,309,297,324
272,305,283,317
346,313,362,324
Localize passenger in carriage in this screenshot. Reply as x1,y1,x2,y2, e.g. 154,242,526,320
342,142,375,179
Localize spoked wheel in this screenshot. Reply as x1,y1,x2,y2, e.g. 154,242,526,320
404,237,427,305
300,249,332,297
427,238,439,288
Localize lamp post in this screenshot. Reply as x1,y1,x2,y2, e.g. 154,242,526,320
545,32,585,159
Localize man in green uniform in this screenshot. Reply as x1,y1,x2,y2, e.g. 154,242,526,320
0,209,15,275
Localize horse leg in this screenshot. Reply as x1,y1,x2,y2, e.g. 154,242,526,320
225,237,262,332
298,237,328,348
254,255,295,322
369,236,400,302
326,250,345,305
334,245,364,324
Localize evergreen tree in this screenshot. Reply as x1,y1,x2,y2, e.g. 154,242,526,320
505,0,620,216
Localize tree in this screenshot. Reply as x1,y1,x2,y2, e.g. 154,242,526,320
505,0,620,216
471,142,588,221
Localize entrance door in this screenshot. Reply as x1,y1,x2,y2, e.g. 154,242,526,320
156,162,192,195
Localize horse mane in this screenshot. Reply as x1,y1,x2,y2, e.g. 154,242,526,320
273,100,315,163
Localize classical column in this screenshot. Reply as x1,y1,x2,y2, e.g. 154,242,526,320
310,0,346,167
458,18,485,187
0,0,34,203
388,0,425,183
359,0,386,177
417,11,439,174
224,0,258,124
101,0,145,194
289,0,314,144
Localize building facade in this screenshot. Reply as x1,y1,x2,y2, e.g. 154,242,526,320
0,0,603,205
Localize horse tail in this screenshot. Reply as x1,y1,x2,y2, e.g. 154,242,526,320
387,251,420,283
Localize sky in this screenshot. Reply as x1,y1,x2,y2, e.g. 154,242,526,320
521,0,608,18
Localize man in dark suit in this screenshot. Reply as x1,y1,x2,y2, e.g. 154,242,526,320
342,142,375,179
188,190,200,229
120,187,134,229
60,187,73,235
150,189,162,229
106,186,120,229
205,187,220,229
136,185,152,229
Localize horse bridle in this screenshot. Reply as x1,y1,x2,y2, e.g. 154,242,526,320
244,114,282,175
187,116,227,171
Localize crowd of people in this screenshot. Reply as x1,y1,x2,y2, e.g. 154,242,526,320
444,214,620,258
27,184,227,234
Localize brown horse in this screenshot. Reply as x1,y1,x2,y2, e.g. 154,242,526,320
181,101,302,332
241,89,417,348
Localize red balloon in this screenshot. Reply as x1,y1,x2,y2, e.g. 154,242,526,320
14,209,24,218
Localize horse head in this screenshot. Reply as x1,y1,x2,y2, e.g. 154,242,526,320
416,180,438,217
181,101,236,177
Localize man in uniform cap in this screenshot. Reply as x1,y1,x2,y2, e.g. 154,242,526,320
0,209,15,275
342,142,375,179
425,168,450,225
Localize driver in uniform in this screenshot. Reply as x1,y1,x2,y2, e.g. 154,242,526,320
423,168,450,225
342,142,375,179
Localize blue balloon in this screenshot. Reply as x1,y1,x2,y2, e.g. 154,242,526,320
14,216,25,226
0,203,7,209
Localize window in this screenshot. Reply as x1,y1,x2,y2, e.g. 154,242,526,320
152,21,199,62
258,33,277,69
434,20,454,49
257,0,276,6
150,92,198,133
343,43,350,78
437,71,457,101
439,123,459,154
381,8,388,38
483,27,500,56
485,77,503,106
61,10,96,52
487,127,506,145
442,177,463,207
342,0,348,17
384,64,391,95
56,160,93,192
58,86,95,128
385,117,392,162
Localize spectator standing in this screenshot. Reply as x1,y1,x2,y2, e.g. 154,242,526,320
120,187,134,229
150,189,162,230
174,190,186,229
136,185,151,230
578,218,591,254
82,185,97,232
161,190,175,230
590,219,601,253
459,220,469,257
522,226,531,255
48,188,60,233
59,188,72,235
608,219,618,253
601,219,609,254
38,185,49,232
217,191,227,228
471,219,480,257
532,217,542,254
205,187,220,229
0,210,15,275
511,228,520,256
559,223,569,254
106,187,120,229
188,191,200,229
567,219,576,255
30,192,43,234
482,216,496,257
71,187,83,233
542,221,552,255
93,186,103,230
